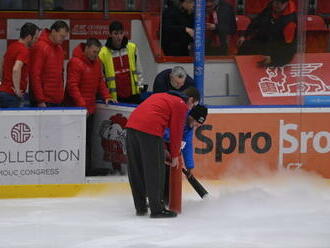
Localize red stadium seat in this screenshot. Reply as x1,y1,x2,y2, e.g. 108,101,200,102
244,0,269,15
305,15,327,30
108,0,126,11
235,14,251,31
225,0,237,8
228,15,251,55
244,0,298,15
316,0,330,15
142,14,164,57
305,15,329,53
145,0,162,11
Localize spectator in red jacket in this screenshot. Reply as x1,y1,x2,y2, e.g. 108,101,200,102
126,87,200,218
0,23,40,108
65,38,112,176
29,20,69,107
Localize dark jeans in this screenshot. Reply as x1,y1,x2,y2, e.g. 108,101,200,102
0,92,22,108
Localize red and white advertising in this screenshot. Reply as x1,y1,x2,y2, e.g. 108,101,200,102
91,104,133,172
70,20,131,40
235,54,330,105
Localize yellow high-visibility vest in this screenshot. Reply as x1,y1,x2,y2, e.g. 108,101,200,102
98,42,140,100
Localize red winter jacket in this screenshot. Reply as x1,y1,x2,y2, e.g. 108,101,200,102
126,92,188,157
29,29,64,104
65,43,110,114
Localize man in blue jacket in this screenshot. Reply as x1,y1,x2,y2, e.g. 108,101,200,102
165,104,208,171
164,104,208,203
153,66,194,93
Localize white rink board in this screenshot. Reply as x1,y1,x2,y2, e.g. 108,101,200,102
91,104,134,170
0,109,86,185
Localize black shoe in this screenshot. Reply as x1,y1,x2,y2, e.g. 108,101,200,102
150,209,177,218
136,209,148,216
86,168,111,176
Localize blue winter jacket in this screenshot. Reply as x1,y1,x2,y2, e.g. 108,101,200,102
164,124,194,169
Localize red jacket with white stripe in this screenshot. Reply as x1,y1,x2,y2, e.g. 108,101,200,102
29,29,65,104
65,43,110,114
126,92,188,157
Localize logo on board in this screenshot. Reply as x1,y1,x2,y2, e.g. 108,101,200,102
259,63,330,97
11,123,31,143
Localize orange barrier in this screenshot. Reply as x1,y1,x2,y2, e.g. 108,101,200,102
193,108,330,180
168,156,183,214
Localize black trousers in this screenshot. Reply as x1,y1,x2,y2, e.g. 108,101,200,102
86,114,94,175
118,94,141,104
126,128,165,213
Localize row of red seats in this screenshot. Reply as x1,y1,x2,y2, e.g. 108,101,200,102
59,0,161,11
232,14,329,53
235,14,328,32
227,0,330,16
142,13,330,58
43,1,330,15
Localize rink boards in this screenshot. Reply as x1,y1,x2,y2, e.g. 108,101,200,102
2,105,330,198
93,104,330,179
0,108,87,186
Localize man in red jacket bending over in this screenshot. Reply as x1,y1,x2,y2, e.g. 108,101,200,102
30,20,69,107
126,87,200,218
65,38,112,176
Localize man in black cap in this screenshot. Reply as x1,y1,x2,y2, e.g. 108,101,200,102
165,104,208,171
163,104,208,204
153,66,195,93
181,104,208,172
237,0,297,67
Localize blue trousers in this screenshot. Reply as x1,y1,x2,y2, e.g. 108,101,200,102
0,92,22,108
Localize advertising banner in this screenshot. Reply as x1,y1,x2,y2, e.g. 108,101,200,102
91,104,134,173
91,105,330,179
0,109,86,185
235,54,330,105
70,20,131,40
193,107,330,179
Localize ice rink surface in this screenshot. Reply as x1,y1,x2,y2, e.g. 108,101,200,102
1,170,330,248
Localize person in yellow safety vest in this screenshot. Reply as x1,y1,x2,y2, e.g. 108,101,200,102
99,20,144,104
